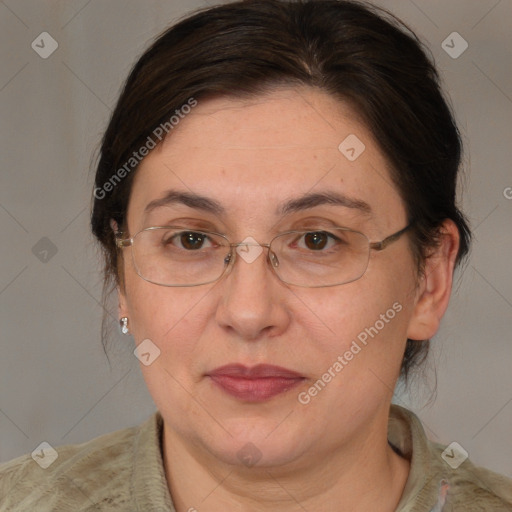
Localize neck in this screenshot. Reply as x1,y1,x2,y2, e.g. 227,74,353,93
162,414,410,512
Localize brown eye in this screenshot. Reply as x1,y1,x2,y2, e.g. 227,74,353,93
179,232,208,250
303,232,329,250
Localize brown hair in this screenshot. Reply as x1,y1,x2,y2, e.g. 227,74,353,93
91,0,471,380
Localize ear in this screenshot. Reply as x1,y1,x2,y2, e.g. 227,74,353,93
118,285,129,319
110,219,129,319
406,219,460,341
110,218,119,233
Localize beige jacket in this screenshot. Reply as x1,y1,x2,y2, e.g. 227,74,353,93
1,405,511,511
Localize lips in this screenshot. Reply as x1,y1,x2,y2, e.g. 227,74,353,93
207,364,305,402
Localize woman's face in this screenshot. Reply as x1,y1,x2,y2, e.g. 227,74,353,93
120,87,427,469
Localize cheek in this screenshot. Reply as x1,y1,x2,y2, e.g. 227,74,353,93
293,286,409,424
296,263,414,378
124,279,215,415
123,262,213,363
306,276,404,337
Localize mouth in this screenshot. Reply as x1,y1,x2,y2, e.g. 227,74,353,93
206,364,305,402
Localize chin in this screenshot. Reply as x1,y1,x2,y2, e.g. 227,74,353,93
199,422,309,470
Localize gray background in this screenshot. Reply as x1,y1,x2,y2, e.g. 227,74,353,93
1,0,511,478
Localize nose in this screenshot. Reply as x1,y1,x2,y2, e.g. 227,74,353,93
214,241,290,341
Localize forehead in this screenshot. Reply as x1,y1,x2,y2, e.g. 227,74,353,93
128,87,405,231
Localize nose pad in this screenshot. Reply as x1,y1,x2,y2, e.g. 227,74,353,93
269,250,279,268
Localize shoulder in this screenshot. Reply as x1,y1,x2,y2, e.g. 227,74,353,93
0,417,150,511
428,439,512,511
389,405,512,511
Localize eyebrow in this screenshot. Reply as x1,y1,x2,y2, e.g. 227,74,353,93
278,191,371,216
144,190,225,215
143,189,372,217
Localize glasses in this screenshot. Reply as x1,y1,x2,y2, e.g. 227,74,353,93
115,223,412,288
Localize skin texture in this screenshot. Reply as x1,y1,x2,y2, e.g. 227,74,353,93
118,87,459,512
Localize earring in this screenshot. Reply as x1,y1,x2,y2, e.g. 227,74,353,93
120,317,129,335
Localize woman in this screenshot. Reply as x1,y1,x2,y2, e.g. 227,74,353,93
1,0,511,510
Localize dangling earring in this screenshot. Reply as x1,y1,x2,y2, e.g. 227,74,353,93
120,317,129,335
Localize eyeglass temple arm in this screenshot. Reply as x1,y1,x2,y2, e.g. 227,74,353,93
369,223,413,251
115,235,133,248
